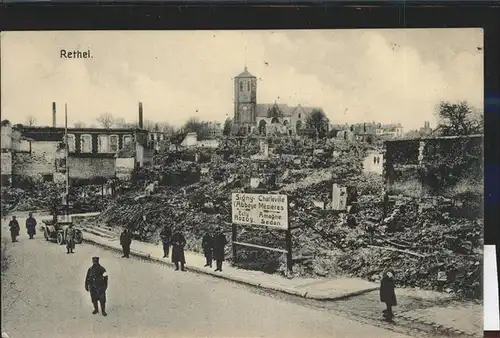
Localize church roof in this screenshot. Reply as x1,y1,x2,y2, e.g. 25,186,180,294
256,103,323,118
256,104,293,117
235,67,256,78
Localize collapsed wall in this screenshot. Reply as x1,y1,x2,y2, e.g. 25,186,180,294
94,136,483,299
384,135,483,199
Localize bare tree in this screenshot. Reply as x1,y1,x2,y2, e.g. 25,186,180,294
157,122,177,135
436,101,483,136
114,117,126,128
96,114,115,129
73,121,86,128
26,116,36,126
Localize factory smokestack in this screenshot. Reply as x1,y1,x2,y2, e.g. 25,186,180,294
52,102,56,127
138,102,143,129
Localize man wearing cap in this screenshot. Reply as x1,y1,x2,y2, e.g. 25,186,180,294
213,227,228,272
171,229,187,271
26,212,37,239
9,216,20,243
120,228,133,258
85,256,108,316
64,223,76,254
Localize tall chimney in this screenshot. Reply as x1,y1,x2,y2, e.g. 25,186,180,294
138,102,143,129
52,102,56,127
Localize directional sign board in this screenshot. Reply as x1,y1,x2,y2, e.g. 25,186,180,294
232,193,288,230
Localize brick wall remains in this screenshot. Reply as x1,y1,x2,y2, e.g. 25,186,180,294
12,141,60,180
384,135,483,197
69,157,115,180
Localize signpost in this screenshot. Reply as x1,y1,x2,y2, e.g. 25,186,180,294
231,192,293,275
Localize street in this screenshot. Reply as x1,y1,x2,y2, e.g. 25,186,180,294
1,222,412,338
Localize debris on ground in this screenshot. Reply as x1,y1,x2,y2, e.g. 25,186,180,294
3,137,482,299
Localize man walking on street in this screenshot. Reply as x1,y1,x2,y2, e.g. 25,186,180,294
64,223,76,254
202,231,214,268
85,256,108,316
160,225,172,258
120,228,133,258
171,229,186,271
380,268,397,322
213,227,228,272
9,216,20,243
26,213,37,239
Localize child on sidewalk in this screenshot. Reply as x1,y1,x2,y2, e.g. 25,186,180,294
380,268,397,321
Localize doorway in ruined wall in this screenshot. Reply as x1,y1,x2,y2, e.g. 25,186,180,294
258,120,267,135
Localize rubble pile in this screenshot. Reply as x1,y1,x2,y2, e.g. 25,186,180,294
1,184,113,214
96,137,481,299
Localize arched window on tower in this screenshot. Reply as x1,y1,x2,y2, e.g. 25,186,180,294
240,82,243,91
247,82,250,91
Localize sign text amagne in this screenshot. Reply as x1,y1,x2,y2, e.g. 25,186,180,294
232,193,288,229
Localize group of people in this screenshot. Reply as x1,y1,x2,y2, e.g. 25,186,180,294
158,225,228,272
8,213,37,243
8,212,396,321
7,213,78,254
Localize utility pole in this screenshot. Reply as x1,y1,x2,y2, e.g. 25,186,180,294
65,103,70,219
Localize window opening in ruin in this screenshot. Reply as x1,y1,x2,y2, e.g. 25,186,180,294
123,135,132,145
109,135,119,152
81,134,92,153
98,135,109,153
67,134,76,152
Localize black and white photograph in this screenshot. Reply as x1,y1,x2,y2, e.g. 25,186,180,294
1,29,485,337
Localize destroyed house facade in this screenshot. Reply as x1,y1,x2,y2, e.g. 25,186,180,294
384,134,483,197
6,125,153,186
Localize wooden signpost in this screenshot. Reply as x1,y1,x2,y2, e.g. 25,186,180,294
231,192,293,275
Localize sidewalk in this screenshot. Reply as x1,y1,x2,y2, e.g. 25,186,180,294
80,223,483,337
80,224,379,300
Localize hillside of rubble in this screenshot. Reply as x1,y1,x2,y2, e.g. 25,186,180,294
1,136,482,299
93,137,482,300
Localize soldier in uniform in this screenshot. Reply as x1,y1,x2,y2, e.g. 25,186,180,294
9,216,20,243
85,256,108,316
171,229,186,271
201,231,214,267
213,227,228,272
380,268,397,322
64,223,76,254
26,213,37,239
120,228,133,258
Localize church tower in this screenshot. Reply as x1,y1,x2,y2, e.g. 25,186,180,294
234,67,257,131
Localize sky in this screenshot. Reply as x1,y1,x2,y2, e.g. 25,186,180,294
1,29,483,131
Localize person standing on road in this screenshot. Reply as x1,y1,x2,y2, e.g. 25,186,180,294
213,227,228,272
26,213,37,239
64,223,76,254
9,216,20,243
85,256,108,316
160,225,172,259
171,229,186,271
380,268,397,321
202,231,214,268
120,228,133,258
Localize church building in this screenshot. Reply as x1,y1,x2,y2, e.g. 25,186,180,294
232,67,325,136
